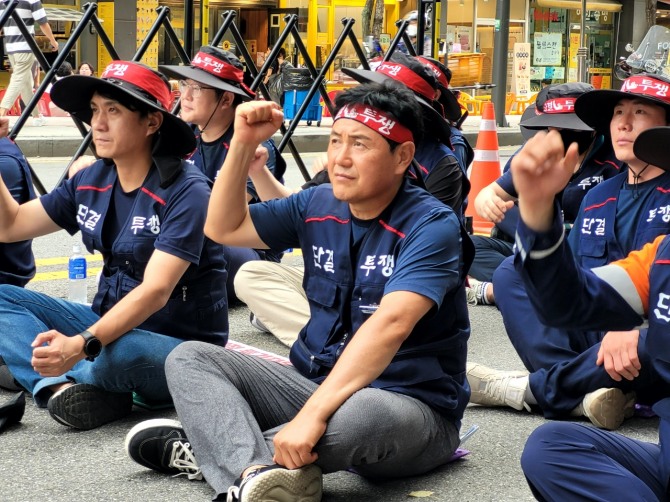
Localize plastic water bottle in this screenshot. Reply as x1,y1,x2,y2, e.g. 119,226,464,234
68,243,87,304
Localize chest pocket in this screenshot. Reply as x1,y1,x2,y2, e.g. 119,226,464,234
579,237,607,268
303,278,342,354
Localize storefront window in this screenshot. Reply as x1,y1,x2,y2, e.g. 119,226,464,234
530,4,617,89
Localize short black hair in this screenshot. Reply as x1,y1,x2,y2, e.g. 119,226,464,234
56,61,73,78
334,80,424,148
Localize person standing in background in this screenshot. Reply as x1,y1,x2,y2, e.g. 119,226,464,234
0,0,59,125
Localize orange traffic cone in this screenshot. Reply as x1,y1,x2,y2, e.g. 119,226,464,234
465,101,501,235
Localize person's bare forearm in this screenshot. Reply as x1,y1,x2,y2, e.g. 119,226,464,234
39,22,58,49
205,141,257,242
249,165,292,201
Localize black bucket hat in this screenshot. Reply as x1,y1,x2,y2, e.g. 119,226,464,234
341,53,453,144
520,82,594,140
575,74,670,134
50,61,196,158
633,126,670,171
415,56,462,122
160,46,255,100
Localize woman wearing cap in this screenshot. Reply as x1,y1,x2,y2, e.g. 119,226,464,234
159,46,287,304
467,82,622,305
468,74,670,431
0,61,228,430
510,126,670,501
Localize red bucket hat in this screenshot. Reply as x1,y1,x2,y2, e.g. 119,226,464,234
575,74,670,134
160,46,255,100
50,61,196,158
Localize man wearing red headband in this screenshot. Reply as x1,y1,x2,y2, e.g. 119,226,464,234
125,81,473,501
159,46,287,304
467,74,670,431
466,82,621,305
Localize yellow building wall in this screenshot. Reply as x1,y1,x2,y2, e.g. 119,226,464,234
281,0,401,63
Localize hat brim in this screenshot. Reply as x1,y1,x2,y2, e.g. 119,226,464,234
341,67,453,144
576,90,670,134
159,64,254,99
50,75,196,157
633,126,670,171
436,85,463,122
519,103,593,140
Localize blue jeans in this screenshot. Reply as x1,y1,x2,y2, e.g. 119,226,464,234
0,284,183,407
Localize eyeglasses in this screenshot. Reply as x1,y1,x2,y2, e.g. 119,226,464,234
178,80,216,98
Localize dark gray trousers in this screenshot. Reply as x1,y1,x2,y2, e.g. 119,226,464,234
166,341,460,495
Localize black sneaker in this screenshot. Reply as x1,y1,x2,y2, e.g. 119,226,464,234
0,356,22,391
225,464,322,502
47,383,133,430
125,418,202,480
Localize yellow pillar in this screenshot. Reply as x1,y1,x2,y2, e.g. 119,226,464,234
96,0,114,72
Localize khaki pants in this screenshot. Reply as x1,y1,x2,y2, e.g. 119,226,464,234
234,261,309,347
2,52,39,117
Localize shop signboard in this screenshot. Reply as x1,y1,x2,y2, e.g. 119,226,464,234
514,43,531,98
533,32,562,66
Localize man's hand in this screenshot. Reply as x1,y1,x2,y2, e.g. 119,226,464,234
234,101,284,147
247,145,270,176
272,412,324,469
474,185,515,223
50,40,59,52
511,130,579,231
31,330,85,377
597,330,641,382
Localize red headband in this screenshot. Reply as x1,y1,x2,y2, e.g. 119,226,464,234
191,51,255,96
416,57,449,88
334,103,413,143
376,62,435,100
621,75,670,104
541,97,576,114
101,62,171,110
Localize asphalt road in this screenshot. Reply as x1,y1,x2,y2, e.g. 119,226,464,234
0,154,659,502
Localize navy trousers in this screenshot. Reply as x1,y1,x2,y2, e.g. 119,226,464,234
468,235,513,282
494,256,662,416
522,421,665,501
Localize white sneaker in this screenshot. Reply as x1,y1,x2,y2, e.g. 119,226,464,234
466,278,491,306
466,362,531,411
571,388,636,430
31,115,46,127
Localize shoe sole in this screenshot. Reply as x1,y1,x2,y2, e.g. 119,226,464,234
124,418,190,475
124,418,183,456
583,389,635,430
48,384,133,430
241,465,323,502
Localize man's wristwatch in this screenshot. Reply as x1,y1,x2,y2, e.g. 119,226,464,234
79,330,102,362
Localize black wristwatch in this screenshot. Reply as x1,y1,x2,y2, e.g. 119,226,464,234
79,330,102,362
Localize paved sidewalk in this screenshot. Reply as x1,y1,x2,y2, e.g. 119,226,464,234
8,113,523,158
